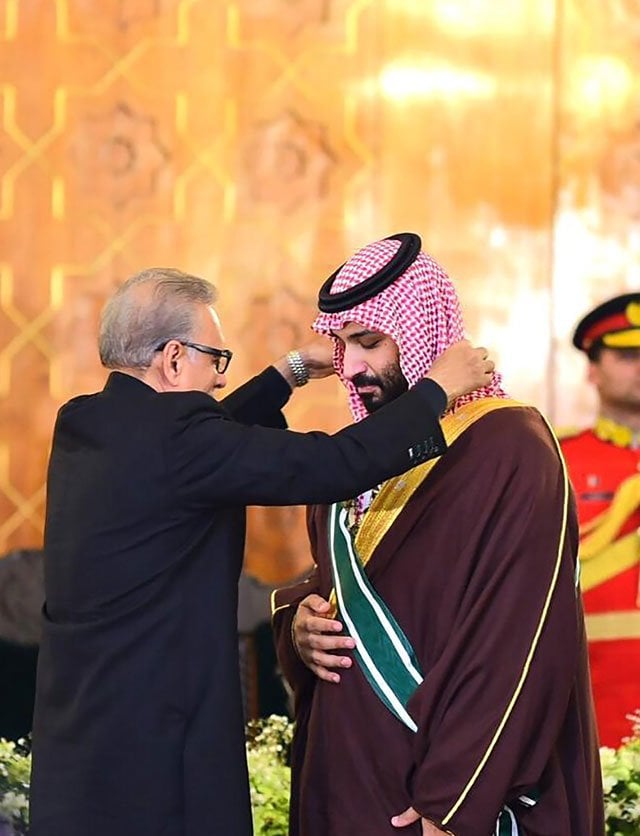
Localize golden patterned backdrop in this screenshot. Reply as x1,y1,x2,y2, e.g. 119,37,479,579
1,0,640,581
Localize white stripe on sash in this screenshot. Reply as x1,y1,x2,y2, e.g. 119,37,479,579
494,805,519,835
337,508,423,684
329,505,418,731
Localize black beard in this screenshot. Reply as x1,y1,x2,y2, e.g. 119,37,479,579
352,364,408,413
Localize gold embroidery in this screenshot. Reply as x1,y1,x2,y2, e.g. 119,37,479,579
327,398,523,615
355,399,524,565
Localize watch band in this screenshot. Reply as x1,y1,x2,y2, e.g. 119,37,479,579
286,350,310,387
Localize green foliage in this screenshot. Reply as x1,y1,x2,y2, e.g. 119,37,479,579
602,711,640,835
0,738,30,834
246,715,293,836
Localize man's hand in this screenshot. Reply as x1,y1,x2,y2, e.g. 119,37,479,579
296,337,335,380
426,340,495,405
391,807,450,835
293,594,355,683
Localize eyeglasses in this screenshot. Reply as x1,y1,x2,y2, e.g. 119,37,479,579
156,340,233,374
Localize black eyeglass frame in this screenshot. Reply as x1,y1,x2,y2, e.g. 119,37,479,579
155,340,233,373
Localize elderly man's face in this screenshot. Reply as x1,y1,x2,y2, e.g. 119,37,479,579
332,321,408,413
175,304,229,396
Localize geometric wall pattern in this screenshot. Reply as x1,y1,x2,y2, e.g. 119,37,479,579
1,0,640,581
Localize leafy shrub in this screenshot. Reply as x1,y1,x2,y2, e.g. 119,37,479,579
0,738,29,834
601,711,640,835
246,714,293,836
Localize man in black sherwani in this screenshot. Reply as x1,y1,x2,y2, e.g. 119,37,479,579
29,267,493,836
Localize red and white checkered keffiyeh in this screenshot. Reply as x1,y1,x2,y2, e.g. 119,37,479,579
313,236,507,423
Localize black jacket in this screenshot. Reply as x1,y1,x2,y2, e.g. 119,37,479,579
30,367,446,836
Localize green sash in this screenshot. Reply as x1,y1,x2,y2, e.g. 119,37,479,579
328,502,423,731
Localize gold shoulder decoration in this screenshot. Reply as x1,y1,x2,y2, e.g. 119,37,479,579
355,398,524,564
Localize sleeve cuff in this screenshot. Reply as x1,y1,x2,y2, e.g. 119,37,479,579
263,365,294,409
404,380,448,464
414,378,447,416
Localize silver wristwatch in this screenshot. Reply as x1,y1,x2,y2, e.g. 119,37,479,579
286,350,310,387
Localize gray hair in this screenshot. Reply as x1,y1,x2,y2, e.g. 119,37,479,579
98,268,217,369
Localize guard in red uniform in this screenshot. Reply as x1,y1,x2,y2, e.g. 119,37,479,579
561,292,640,747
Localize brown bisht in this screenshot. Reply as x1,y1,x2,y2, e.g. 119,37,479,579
273,405,605,836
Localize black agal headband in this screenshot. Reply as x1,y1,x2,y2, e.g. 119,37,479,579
317,232,422,314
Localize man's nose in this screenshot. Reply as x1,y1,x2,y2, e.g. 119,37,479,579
342,351,368,380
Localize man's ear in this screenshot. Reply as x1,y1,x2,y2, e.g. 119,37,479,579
587,361,599,387
160,341,183,385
